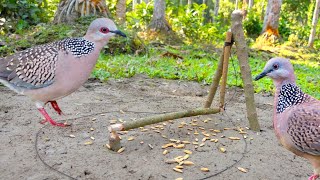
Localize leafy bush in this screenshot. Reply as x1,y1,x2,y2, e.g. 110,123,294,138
243,10,263,38
0,0,58,33
126,2,154,30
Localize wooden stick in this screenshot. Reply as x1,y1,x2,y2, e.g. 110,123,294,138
219,31,233,109
123,108,220,130
231,10,261,131
108,108,220,151
204,47,224,108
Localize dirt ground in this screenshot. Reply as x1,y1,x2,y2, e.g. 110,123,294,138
0,75,312,180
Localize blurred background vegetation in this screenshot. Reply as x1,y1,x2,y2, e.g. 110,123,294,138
0,0,319,98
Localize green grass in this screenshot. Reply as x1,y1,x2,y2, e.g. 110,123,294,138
93,46,320,99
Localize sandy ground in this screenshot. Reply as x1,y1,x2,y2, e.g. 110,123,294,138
0,75,312,180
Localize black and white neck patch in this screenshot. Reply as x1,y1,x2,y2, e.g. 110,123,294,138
64,38,95,58
276,83,307,113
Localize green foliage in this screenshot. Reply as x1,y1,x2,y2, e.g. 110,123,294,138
126,2,154,30
0,0,58,33
93,45,320,99
243,10,263,39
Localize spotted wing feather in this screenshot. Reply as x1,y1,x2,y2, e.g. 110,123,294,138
6,43,59,89
287,100,320,156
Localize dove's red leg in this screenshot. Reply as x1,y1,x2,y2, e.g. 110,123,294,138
50,101,63,115
38,108,66,127
309,175,319,180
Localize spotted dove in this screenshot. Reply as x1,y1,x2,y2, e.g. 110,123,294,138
0,18,126,127
255,57,320,180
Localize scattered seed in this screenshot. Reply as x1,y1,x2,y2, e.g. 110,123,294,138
162,143,175,148
117,147,125,153
195,138,199,142
202,137,207,142
141,129,148,132
220,135,225,138
106,144,110,149
109,120,117,124
183,154,189,160
192,142,199,145
229,137,241,140
175,144,185,149
224,128,232,130
173,168,183,173
178,125,184,128
243,135,248,139
170,139,178,142
183,161,194,165
175,165,184,169
250,137,254,140
194,145,199,149
184,150,192,154
148,144,154,149
44,137,50,141
199,143,205,147
90,128,94,131
91,118,96,121
165,159,177,164
239,131,247,134
140,141,144,144
163,123,167,126
90,136,95,140
69,134,75,138
219,147,226,153
161,135,167,138
199,127,205,130
213,130,221,133
237,167,248,173
203,120,209,123
191,123,198,126
203,133,210,137
176,177,183,180
100,114,106,116
182,141,191,144
84,141,93,145
163,150,168,155
154,130,161,133
210,139,219,143
201,167,209,172
187,128,193,131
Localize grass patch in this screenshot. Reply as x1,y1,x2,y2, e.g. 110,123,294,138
93,45,320,99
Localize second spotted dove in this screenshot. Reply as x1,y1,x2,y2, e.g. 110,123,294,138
255,57,320,180
0,18,126,127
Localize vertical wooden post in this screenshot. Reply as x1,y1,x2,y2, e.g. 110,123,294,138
219,31,233,109
204,32,233,108
231,10,260,131
204,51,224,108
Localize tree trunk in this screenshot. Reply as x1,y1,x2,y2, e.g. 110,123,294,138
235,0,239,10
261,0,282,41
248,0,254,9
132,0,137,11
308,0,320,47
180,0,183,6
148,0,171,32
53,0,110,23
187,0,192,12
212,0,220,22
116,0,126,24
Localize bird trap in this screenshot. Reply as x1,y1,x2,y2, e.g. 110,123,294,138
108,10,260,151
